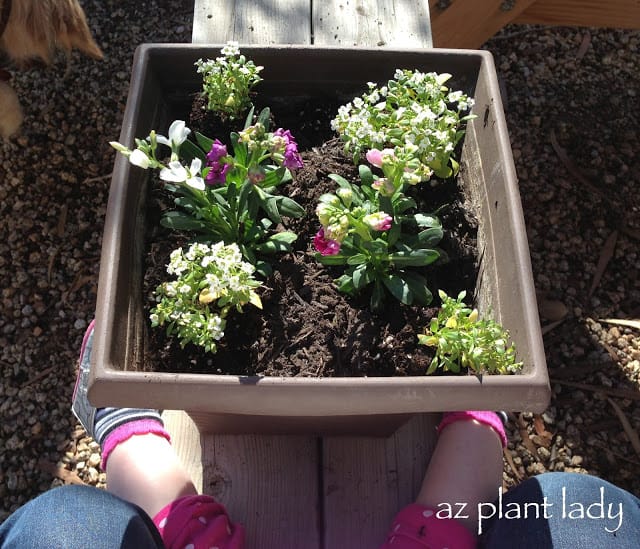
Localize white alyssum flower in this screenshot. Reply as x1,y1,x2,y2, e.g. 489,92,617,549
221,40,240,57
150,242,262,353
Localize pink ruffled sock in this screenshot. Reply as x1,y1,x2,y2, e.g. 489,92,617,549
437,411,508,448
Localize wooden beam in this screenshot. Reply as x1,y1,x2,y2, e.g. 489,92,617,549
313,0,432,47
322,414,439,548
202,434,321,548
428,0,538,49
162,410,203,492
515,0,640,29
193,0,311,44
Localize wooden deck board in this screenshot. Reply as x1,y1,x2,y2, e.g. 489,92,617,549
202,434,322,548
162,410,203,492
322,414,439,548
193,0,311,44
313,0,432,48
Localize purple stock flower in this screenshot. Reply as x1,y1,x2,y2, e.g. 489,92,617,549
274,128,303,169
207,139,227,163
313,228,341,256
205,139,230,185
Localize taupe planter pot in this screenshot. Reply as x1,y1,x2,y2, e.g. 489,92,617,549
89,44,550,435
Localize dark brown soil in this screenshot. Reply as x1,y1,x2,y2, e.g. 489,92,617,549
143,98,478,377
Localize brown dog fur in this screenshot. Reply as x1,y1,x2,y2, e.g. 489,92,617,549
1,0,103,65
0,0,102,137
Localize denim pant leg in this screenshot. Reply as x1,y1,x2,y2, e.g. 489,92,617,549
480,472,640,548
0,485,165,549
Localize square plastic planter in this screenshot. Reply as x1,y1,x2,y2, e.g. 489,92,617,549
89,44,550,435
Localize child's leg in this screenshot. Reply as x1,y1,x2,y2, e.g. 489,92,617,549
380,412,506,549
105,432,197,518
71,322,244,548
71,320,195,517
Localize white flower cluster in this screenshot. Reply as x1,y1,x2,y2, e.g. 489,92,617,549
331,69,475,181
195,42,263,118
150,241,262,353
110,120,205,190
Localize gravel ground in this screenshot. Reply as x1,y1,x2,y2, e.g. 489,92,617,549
1,1,639,521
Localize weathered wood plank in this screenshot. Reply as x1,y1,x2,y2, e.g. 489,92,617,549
313,0,432,47
193,0,311,44
516,0,640,29
202,434,321,548
322,414,440,549
162,410,203,492
428,0,537,49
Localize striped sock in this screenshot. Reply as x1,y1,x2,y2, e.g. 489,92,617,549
93,407,165,446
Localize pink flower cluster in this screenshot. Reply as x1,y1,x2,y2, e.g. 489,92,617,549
206,140,231,184
313,228,341,256
274,128,303,169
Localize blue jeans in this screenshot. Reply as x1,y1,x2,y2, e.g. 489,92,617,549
1,473,639,548
481,472,640,548
0,485,164,549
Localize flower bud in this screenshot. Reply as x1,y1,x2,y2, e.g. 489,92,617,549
363,212,392,232
336,188,353,207
129,149,151,169
248,166,266,185
372,178,395,197
315,203,333,226
199,288,216,304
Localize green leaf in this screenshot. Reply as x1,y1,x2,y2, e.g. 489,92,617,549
195,132,214,153
370,280,385,311
426,357,439,375
336,274,356,294
160,211,206,231
383,274,413,305
263,196,282,223
414,214,440,228
255,260,272,278
315,253,349,265
352,264,372,290
257,107,271,129
243,106,255,130
269,231,298,244
254,237,294,254
379,195,393,216
362,239,388,255
401,271,433,305
395,197,417,213
262,166,287,188
346,253,367,265
386,222,402,247
278,197,305,218
180,139,207,164
390,249,440,267
358,165,374,187
417,227,444,247
328,174,351,188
